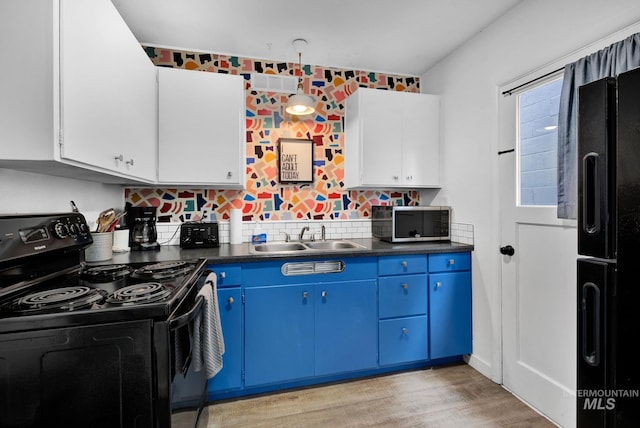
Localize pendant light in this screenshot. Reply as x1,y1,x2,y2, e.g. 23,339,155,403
286,39,315,116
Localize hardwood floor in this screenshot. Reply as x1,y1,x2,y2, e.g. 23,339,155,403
202,363,556,427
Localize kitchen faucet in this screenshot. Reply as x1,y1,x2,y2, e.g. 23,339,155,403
321,224,326,241
299,226,310,241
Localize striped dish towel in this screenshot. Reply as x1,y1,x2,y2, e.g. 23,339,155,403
193,272,225,378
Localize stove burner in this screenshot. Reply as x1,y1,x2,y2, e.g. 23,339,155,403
12,286,106,313
80,264,133,282
106,282,172,305
131,261,193,280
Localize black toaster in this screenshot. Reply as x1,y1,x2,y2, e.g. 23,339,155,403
179,222,219,248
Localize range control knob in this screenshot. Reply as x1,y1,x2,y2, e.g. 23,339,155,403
53,222,69,239
68,223,79,237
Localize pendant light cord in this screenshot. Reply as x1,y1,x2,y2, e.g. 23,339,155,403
297,52,303,91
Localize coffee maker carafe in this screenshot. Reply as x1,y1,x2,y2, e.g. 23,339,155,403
127,206,160,251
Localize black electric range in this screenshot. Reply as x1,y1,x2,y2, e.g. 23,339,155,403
0,213,210,428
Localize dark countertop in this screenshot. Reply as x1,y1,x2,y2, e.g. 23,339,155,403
104,238,473,266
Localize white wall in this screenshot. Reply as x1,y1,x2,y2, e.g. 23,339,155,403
0,168,124,230
422,0,640,382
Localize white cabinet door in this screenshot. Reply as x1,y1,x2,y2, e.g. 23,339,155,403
60,0,157,181
158,67,245,187
360,89,403,187
344,88,440,189
401,93,439,186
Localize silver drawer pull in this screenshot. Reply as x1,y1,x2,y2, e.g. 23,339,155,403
303,291,309,299
282,261,345,276
401,283,409,289
402,328,409,335
321,290,328,298
448,259,455,265
227,297,234,304
401,261,408,267
436,281,442,288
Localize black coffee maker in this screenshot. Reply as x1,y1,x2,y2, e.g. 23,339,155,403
126,206,160,251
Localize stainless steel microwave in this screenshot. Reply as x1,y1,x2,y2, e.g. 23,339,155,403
371,206,451,242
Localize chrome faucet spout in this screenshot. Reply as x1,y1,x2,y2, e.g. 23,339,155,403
321,225,326,241
299,226,310,241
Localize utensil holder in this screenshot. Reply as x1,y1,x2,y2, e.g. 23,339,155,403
85,232,113,262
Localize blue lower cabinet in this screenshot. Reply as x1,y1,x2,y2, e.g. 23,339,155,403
315,280,378,376
244,284,315,386
208,288,243,393
379,316,428,366
429,271,472,359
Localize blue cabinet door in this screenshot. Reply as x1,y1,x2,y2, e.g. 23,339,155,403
244,284,314,386
429,271,472,359
314,280,378,376
208,287,243,394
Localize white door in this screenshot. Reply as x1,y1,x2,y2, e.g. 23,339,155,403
499,77,577,427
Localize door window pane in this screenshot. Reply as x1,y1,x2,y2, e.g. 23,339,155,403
518,78,562,206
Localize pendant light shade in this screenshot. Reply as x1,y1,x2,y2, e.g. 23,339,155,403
286,39,315,116
286,93,315,115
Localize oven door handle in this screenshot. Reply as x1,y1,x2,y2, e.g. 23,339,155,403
169,294,205,331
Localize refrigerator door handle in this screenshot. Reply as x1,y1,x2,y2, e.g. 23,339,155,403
581,281,601,366
582,152,600,235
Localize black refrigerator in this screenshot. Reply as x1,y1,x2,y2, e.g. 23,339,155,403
577,66,640,427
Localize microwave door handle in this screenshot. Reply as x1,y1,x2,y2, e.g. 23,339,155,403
582,152,600,235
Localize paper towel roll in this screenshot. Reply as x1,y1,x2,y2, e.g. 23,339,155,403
230,209,242,244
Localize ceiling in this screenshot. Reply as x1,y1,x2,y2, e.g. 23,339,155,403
112,0,524,76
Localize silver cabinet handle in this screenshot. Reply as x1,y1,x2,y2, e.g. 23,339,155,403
436,281,442,288
126,158,134,166
321,290,328,298
393,175,399,180
219,272,226,279
402,328,409,335
227,297,234,304
114,154,124,162
401,283,409,289
227,171,233,178
303,291,309,299
401,261,408,267
448,259,455,265
406,175,413,181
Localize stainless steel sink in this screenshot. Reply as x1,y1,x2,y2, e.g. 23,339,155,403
251,242,307,253
303,240,365,251
249,240,365,254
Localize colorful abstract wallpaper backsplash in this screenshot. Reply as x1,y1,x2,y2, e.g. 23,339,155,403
125,47,421,223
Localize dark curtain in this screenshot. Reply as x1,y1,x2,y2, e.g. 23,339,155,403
557,32,640,219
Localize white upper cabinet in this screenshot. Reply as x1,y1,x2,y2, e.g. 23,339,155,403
157,67,246,188
344,88,440,189
0,0,157,183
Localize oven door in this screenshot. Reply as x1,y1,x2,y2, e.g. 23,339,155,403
155,269,210,428
0,320,154,428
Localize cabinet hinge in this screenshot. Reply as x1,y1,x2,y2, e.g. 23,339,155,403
58,129,64,146
242,292,246,304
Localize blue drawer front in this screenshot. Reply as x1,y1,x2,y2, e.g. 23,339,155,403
379,316,428,366
378,274,428,318
428,252,470,273
378,255,427,276
242,257,377,286
207,288,243,393
207,264,242,287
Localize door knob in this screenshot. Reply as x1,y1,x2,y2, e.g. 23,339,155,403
500,245,515,256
